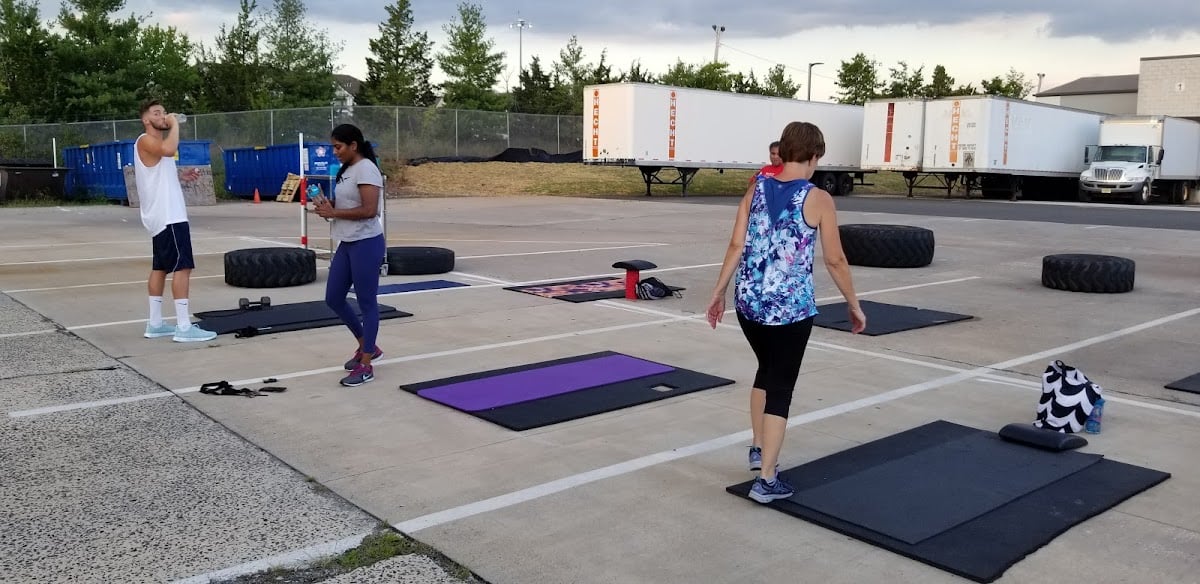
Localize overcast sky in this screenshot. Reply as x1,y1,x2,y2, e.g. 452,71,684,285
33,0,1200,102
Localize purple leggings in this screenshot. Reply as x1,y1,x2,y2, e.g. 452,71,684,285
325,234,386,351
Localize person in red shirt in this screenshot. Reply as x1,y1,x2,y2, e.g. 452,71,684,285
751,141,784,183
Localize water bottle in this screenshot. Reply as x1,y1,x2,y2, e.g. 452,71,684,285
172,113,187,124
1084,398,1105,434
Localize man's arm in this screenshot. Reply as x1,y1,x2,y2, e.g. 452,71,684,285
136,118,181,166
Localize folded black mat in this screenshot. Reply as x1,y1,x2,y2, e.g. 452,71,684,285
1165,372,1200,394
815,299,973,335
194,300,412,335
726,420,1170,583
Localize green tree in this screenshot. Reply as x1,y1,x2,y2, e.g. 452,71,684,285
833,53,882,105
659,60,734,91
510,55,555,113
882,61,925,98
54,0,145,120
138,24,200,111
620,59,656,83
197,0,265,112
760,64,801,98
436,1,506,111
924,64,956,98
981,68,1034,99
0,0,57,121
260,0,340,108
359,0,435,107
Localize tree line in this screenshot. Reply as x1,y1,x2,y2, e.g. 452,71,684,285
0,0,1035,125
832,53,1035,105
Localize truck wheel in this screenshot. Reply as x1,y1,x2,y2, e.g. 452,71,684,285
224,248,318,288
1041,254,1135,293
1134,180,1150,205
816,172,838,194
837,174,854,197
839,224,935,268
1077,188,1091,203
385,246,455,275
1170,182,1186,204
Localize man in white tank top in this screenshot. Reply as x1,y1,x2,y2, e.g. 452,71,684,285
135,99,216,343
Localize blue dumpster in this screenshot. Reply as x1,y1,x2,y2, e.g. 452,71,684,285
222,142,340,199
62,139,212,200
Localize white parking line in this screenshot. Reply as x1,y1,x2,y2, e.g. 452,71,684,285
170,532,373,584
979,378,1200,419
5,275,225,294
0,329,58,339
0,252,225,267
457,243,668,260
0,237,237,249
391,305,1200,534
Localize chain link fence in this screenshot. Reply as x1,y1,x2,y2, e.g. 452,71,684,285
0,105,585,163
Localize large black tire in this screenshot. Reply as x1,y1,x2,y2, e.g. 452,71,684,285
386,246,455,275
1041,254,1135,293
839,224,935,268
224,247,317,288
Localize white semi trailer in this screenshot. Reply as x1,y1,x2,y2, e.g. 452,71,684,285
1079,115,1200,205
861,96,1107,199
583,82,870,196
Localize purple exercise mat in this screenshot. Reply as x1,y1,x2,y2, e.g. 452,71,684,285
418,354,674,411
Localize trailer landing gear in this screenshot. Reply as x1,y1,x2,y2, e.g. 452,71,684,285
639,166,699,197
902,172,959,198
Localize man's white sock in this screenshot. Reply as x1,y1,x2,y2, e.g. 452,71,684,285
148,296,164,327
175,299,191,331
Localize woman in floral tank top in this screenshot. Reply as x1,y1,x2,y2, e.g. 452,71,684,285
706,121,867,504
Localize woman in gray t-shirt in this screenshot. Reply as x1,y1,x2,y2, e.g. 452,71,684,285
314,124,386,387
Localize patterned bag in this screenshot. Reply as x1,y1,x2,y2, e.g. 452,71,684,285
1035,360,1104,433
636,277,681,300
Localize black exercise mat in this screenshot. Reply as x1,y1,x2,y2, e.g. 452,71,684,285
194,300,412,335
1165,372,1200,394
726,420,1171,583
400,351,735,431
815,299,973,335
793,431,1101,544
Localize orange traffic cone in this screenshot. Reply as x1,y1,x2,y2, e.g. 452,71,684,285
253,188,261,204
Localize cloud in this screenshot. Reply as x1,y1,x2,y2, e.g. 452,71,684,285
38,0,1200,45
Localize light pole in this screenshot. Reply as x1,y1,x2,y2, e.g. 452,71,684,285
807,62,823,101
511,16,532,89
1036,72,1045,96
711,25,725,63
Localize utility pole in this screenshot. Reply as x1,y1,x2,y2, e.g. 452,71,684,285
807,62,823,101
511,16,532,89
711,25,725,63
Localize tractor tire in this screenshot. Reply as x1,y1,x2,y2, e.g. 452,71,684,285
839,224,935,268
1041,254,1135,293
224,247,317,288
386,246,455,275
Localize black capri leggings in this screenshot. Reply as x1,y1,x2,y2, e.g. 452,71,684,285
736,311,815,418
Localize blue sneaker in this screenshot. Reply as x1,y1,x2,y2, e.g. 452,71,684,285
173,324,217,343
340,363,375,387
748,447,762,471
144,322,175,338
749,475,795,503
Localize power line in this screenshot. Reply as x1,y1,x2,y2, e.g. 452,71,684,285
717,42,838,82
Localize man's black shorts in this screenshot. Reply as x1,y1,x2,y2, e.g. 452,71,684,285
151,222,195,273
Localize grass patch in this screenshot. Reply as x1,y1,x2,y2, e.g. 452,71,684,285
396,161,913,198
216,527,479,584
1,193,111,207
